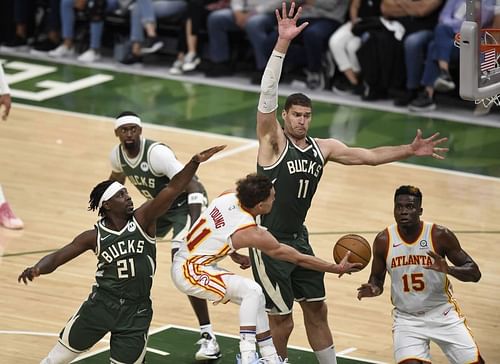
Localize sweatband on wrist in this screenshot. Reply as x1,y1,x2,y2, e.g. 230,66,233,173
98,182,125,208
188,192,204,205
114,115,142,130
257,50,285,114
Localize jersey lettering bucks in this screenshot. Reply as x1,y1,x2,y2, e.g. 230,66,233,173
258,136,324,235
95,217,156,300
119,138,186,207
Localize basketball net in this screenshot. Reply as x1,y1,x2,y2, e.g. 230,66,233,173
455,29,500,107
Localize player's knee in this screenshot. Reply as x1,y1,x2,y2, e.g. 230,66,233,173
41,342,80,364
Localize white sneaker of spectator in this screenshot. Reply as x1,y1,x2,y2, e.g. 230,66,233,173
48,44,75,58
0,202,24,230
78,49,101,63
169,59,184,75
182,52,201,72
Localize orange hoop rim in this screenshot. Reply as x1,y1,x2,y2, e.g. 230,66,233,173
455,28,500,51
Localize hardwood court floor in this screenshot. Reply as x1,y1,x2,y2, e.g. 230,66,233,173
1,105,499,363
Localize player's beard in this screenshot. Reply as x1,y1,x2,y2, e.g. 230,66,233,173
123,140,137,152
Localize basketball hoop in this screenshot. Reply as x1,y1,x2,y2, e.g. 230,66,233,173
455,28,500,107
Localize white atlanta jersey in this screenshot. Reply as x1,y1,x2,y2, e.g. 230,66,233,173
172,192,257,300
386,221,455,314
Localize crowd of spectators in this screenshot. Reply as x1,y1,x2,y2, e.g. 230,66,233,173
1,0,499,115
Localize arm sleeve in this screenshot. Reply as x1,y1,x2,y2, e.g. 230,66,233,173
109,145,123,173
149,144,184,178
0,64,11,95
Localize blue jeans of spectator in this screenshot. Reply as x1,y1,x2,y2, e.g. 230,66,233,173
60,0,118,49
130,0,186,43
421,23,459,87
404,29,433,90
207,8,275,66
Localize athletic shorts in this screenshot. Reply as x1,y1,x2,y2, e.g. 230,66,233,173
393,302,482,364
249,225,325,314
156,205,190,249
58,288,152,363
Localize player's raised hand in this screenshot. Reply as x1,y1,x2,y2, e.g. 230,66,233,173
275,2,308,41
192,145,226,163
357,282,382,300
410,129,449,159
424,250,449,274
336,251,363,277
18,266,41,285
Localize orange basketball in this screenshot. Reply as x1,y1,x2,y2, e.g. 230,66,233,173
333,234,371,270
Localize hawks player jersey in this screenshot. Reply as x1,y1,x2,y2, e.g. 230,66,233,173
94,216,156,301
257,136,324,235
116,138,187,208
175,193,256,264
386,221,454,313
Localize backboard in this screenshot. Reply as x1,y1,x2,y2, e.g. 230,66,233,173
459,0,500,101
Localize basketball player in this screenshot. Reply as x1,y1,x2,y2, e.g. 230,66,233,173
0,63,24,230
251,3,449,363
109,111,220,360
171,174,362,364
17,145,224,364
357,185,483,364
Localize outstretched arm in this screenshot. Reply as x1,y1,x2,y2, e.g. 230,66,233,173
136,145,225,230
232,226,362,275
18,230,97,284
0,64,12,121
357,230,389,299
257,2,308,166
424,225,481,282
319,129,448,165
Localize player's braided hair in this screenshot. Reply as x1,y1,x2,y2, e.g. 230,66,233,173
284,93,312,111
395,185,422,206
236,174,273,209
88,180,115,216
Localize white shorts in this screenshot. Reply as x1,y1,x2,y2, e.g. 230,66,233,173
392,302,482,364
171,257,233,302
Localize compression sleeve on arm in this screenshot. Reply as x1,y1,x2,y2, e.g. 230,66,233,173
109,146,123,173
257,50,285,114
149,144,183,178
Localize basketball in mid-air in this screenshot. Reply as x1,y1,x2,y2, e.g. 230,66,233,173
333,234,371,270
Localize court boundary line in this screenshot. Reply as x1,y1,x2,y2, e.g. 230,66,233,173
13,103,500,182
3,51,499,128
0,326,386,363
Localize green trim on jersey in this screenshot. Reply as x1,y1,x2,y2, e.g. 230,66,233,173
257,136,324,235
95,216,156,301
118,138,187,209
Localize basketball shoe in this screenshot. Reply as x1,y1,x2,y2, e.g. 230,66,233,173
0,202,24,229
236,351,261,364
195,332,221,360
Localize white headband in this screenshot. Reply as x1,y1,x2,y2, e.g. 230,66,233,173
115,115,142,130
98,182,125,209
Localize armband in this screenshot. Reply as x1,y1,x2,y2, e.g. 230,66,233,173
188,192,205,205
257,50,285,114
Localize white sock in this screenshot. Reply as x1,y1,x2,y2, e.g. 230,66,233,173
257,335,276,358
0,185,6,204
314,345,337,364
200,324,215,339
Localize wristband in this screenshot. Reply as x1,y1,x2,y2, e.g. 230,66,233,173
188,192,205,204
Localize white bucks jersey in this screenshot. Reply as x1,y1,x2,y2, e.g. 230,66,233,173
386,221,454,313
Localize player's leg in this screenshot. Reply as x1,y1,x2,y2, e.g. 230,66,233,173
166,209,221,360
392,309,431,363
299,300,337,364
249,246,295,359
43,294,111,363
224,274,281,364
109,300,152,364
428,303,484,364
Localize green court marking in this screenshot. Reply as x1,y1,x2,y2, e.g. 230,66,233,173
3,55,500,177
74,326,378,364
